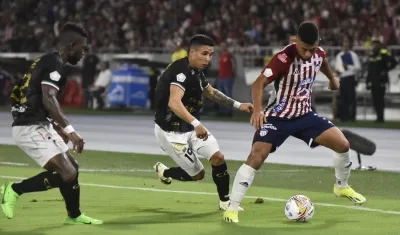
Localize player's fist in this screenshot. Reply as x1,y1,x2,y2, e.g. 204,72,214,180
239,103,253,113
195,124,209,141
68,132,85,154
328,78,340,90
250,111,266,130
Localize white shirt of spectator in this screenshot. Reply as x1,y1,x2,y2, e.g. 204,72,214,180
94,69,112,88
335,50,361,78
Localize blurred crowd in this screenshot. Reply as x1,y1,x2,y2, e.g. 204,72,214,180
1,0,400,53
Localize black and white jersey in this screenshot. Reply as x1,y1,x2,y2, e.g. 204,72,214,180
154,58,209,132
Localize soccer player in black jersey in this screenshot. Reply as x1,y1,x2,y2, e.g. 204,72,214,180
153,34,253,210
1,22,103,225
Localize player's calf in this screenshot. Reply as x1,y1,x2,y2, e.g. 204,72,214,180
154,162,195,183
227,142,271,213
210,151,230,202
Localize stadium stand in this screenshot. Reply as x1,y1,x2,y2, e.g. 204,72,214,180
1,0,400,53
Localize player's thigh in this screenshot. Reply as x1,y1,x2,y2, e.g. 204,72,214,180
12,123,69,168
190,131,220,161
252,117,290,154
154,125,204,176
293,112,349,153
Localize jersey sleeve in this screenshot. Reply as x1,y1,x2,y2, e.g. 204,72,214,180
170,71,188,91
260,52,290,83
40,57,64,91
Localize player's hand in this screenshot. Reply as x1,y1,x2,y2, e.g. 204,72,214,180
67,132,85,154
239,103,253,113
250,111,266,130
328,78,340,90
195,124,209,141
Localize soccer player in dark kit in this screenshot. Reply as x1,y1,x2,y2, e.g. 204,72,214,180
153,34,253,211
1,22,103,225
223,22,366,223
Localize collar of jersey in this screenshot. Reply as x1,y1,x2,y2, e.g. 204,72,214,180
185,57,203,75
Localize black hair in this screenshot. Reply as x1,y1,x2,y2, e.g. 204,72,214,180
188,34,215,51
57,22,89,47
297,21,319,45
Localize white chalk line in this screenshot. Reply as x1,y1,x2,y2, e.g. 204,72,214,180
0,175,399,215
0,161,324,173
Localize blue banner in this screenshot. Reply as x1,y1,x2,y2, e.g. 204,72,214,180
107,65,149,108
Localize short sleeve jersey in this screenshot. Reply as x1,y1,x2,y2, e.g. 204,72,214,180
154,58,209,132
11,52,67,126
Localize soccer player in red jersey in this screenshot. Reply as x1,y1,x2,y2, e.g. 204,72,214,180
223,21,366,223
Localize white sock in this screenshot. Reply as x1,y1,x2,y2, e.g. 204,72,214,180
333,151,352,188
229,164,256,211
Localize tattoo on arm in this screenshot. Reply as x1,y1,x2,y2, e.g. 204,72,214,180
42,86,69,128
209,89,235,107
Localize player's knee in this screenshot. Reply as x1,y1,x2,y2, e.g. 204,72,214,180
210,151,225,166
246,143,271,170
246,152,264,170
336,139,350,153
192,170,205,181
61,168,78,183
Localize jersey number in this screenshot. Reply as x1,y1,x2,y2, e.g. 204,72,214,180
17,58,40,104
184,147,194,163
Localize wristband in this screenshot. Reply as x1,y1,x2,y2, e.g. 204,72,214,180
190,119,201,128
63,125,75,134
233,101,242,109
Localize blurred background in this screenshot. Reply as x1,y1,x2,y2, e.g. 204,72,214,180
0,0,400,122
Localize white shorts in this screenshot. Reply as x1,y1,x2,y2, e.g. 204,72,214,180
154,124,220,176
12,123,69,167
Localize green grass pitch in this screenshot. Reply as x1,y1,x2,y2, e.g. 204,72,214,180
0,144,399,235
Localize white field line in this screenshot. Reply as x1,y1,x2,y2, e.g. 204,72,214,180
0,175,399,215
0,161,324,173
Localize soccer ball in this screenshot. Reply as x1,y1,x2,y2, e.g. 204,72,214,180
284,195,315,222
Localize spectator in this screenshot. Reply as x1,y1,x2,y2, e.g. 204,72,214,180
335,37,361,122
89,61,112,110
217,42,236,116
0,0,399,53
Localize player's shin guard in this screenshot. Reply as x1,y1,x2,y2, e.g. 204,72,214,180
229,164,256,211
333,151,352,188
212,162,230,202
163,167,193,181
59,173,81,218
11,171,63,195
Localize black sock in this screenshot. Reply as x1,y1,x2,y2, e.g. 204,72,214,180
212,162,230,202
12,171,63,195
163,167,193,181
59,173,81,218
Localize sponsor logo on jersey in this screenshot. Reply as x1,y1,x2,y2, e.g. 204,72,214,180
277,53,288,63
298,77,315,86
273,97,286,113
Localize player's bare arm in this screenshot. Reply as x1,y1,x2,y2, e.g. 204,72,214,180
320,57,339,90
42,85,85,153
169,84,208,140
250,73,268,130
42,85,69,127
203,85,253,112
52,121,69,144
